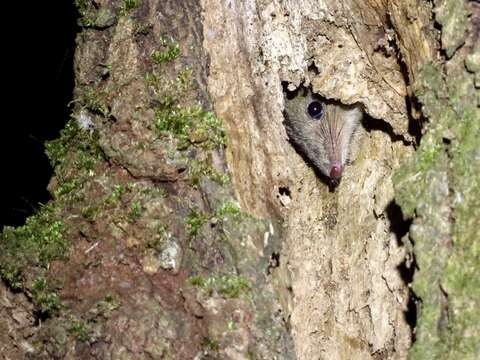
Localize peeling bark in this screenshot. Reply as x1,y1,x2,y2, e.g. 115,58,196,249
202,1,414,358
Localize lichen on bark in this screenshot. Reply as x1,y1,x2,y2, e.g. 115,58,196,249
393,1,480,358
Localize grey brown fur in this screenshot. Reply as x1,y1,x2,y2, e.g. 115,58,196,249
283,88,363,181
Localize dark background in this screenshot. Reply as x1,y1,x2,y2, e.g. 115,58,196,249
1,2,78,227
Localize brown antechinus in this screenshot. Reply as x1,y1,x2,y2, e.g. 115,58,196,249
283,88,363,182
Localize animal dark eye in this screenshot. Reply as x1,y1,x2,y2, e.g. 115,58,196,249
307,101,324,120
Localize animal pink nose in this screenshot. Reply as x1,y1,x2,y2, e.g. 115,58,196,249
329,164,343,179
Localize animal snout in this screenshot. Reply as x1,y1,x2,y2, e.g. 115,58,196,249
329,163,343,179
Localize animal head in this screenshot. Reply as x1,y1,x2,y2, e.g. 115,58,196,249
283,88,363,182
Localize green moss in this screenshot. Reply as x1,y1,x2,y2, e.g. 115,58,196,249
139,184,166,198
54,178,81,198
151,36,180,64
201,337,220,352
45,119,104,171
144,71,161,92
31,278,62,315
188,159,230,187
70,321,91,342
185,208,208,237
217,275,251,298
1,113,104,292
80,86,110,118
119,0,141,17
75,1,117,28
74,0,97,27
0,264,22,290
155,104,226,150
45,119,104,222
215,201,248,222
177,67,193,91
188,274,251,298
82,206,100,222
45,121,78,167
0,204,67,289
227,320,237,331
82,180,162,227
128,201,143,222
105,184,126,205
2,213,66,266
78,0,135,25
149,53,226,151
154,104,192,143
147,38,228,188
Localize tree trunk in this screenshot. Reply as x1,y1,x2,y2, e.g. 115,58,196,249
1,0,478,359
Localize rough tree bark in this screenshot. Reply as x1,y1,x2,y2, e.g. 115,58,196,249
0,0,478,360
